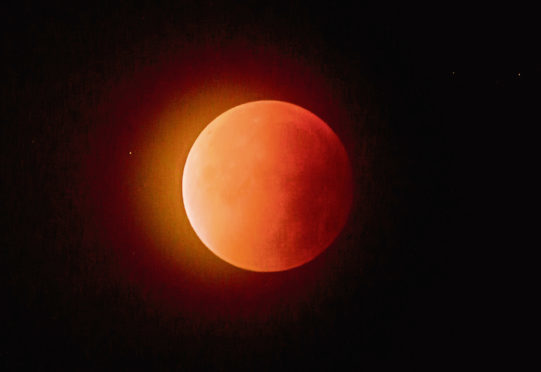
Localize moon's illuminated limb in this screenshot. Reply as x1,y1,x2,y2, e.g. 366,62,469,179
182,100,352,272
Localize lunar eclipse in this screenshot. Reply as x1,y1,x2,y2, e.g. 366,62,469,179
183,101,352,272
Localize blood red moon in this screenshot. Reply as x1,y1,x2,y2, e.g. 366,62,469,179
182,100,352,272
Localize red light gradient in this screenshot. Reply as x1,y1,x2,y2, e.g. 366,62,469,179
83,40,364,320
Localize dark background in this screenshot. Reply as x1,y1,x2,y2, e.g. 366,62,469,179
2,1,533,369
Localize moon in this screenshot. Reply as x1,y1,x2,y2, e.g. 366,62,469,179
182,100,352,272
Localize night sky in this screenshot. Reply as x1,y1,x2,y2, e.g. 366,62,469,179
2,1,533,369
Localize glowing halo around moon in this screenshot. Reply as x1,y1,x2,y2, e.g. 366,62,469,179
182,100,353,272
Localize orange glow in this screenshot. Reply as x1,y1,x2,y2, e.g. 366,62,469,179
183,101,352,272
83,43,361,317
